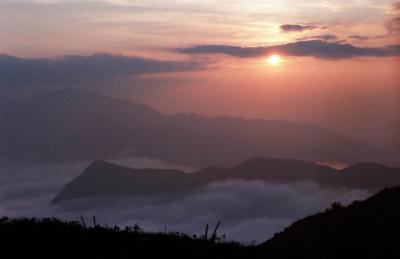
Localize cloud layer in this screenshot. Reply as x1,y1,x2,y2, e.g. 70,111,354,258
0,53,201,88
0,159,369,244
178,40,400,59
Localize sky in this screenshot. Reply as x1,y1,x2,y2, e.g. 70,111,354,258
0,0,399,149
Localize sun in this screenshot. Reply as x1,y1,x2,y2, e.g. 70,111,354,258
266,54,282,66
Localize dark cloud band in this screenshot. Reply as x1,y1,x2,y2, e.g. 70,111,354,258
178,40,400,59
0,53,201,87
300,34,338,42
280,24,317,32
348,35,369,40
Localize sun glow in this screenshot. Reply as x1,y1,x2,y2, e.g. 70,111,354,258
266,54,282,66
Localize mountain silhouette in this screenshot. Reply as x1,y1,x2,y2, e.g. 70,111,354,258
259,186,400,258
52,157,400,204
0,89,391,167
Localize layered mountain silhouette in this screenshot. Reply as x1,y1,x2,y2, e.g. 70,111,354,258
259,186,400,258
0,89,391,167
52,157,400,204
4,186,400,259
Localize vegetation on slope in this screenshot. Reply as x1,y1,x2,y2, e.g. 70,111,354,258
2,186,400,258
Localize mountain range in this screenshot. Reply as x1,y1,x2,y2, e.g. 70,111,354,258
52,157,400,204
0,89,393,167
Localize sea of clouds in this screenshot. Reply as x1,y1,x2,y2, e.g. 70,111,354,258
0,157,369,243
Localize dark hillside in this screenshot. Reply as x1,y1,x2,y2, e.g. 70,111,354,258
3,187,400,258
260,187,400,259
0,217,254,259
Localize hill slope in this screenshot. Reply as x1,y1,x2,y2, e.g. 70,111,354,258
259,186,400,258
3,186,400,259
0,217,253,259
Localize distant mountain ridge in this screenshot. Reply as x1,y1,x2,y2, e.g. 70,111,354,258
0,89,392,167
52,157,400,204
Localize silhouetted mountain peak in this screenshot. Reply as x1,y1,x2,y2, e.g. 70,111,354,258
51,160,188,204
53,157,400,204
85,159,124,173
80,159,186,180
88,159,113,167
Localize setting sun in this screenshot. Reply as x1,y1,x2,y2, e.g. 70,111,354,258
266,54,282,66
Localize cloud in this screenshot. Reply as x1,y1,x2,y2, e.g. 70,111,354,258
0,160,369,243
178,40,400,59
367,16,400,39
0,53,202,88
313,34,338,41
386,16,400,36
345,15,400,41
280,24,317,33
300,34,338,42
348,35,369,40
393,2,400,11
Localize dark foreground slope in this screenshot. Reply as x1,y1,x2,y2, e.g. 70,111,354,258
259,186,400,259
0,89,389,166
52,158,400,204
0,217,254,259
3,187,400,259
